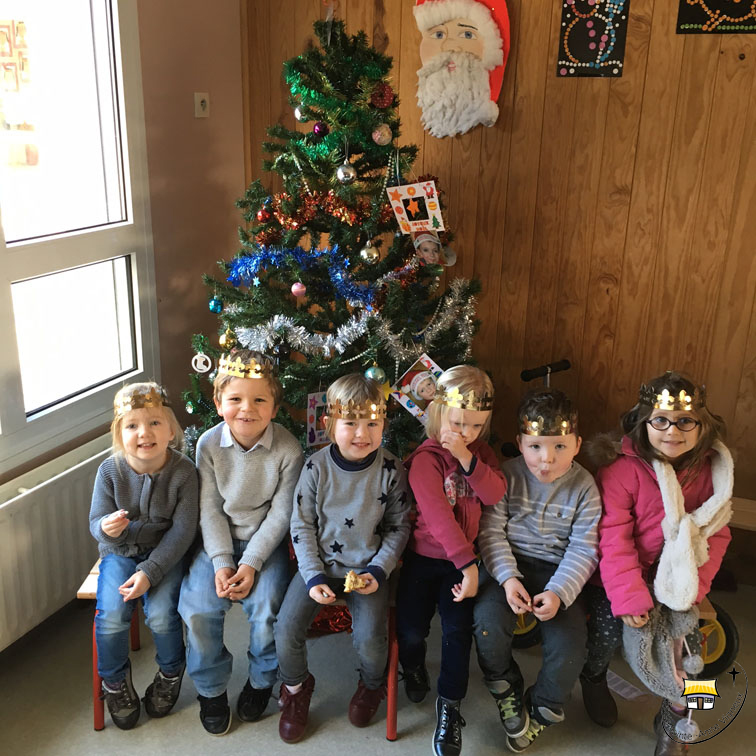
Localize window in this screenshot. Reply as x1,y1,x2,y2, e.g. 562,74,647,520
0,0,159,474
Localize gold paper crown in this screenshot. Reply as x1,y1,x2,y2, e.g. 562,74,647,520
114,387,169,418
638,385,705,411
327,398,387,420
520,413,578,436
433,387,494,412
218,353,274,379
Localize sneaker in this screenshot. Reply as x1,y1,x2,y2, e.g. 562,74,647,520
237,681,273,722
526,686,564,726
402,664,430,703
433,697,466,756
506,688,563,753
278,673,315,744
506,718,547,753
580,672,617,728
348,680,387,727
100,662,140,730
493,687,530,738
198,691,231,736
143,664,185,718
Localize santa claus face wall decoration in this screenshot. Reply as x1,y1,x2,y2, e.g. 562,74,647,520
414,0,511,139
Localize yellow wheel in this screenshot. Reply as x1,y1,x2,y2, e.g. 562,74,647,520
512,612,541,649
698,601,739,678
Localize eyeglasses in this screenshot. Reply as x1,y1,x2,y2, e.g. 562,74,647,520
646,416,701,432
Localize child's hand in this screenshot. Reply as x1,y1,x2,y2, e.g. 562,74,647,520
503,577,532,614
102,509,130,538
226,564,256,601
451,562,478,602
119,571,151,602
439,429,473,471
532,590,560,621
214,567,236,598
309,584,336,604
353,572,379,595
620,612,649,628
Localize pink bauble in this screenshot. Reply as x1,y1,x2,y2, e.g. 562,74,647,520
291,282,307,297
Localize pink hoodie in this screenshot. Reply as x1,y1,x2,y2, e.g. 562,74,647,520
405,438,507,569
597,436,731,617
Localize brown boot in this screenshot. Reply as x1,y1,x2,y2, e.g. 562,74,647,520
580,673,617,728
348,680,386,727
278,674,315,744
653,706,689,756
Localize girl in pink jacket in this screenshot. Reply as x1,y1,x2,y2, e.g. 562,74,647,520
580,371,732,756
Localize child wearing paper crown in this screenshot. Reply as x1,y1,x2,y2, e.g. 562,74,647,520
396,365,506,756
178,350,304,736
274,374,410,743
579,371,732,756
474,388,601,753
89,382,198,730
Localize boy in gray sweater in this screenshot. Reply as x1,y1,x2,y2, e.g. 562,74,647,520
473,388,600,753
178,350,304,736
274,374,411,744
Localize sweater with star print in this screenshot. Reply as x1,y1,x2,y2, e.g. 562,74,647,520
291,444,411,590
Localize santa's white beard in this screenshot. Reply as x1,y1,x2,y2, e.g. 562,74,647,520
416,51,499,138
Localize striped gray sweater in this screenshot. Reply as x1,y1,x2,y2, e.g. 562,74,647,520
478,455,600,608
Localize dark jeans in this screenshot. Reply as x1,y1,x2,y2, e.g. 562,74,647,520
473,558,587,721
396,550,475,701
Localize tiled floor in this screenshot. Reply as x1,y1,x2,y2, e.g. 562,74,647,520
1,586,752,756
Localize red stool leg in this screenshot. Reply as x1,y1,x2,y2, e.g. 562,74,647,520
93,614,105,731
129,604,141,651
386,606,398,741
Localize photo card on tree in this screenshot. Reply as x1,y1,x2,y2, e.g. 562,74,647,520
390,353,444,425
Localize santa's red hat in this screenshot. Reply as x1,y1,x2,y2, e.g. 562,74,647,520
401,369,434,401
414,0,511,104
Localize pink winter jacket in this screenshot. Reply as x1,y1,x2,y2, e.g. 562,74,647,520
597,437,731,618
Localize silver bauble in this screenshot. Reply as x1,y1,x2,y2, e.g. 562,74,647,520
336,159,357,184
360,241,379,263
294,106,307,122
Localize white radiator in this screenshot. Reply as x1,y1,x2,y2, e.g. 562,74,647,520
0,436,111,652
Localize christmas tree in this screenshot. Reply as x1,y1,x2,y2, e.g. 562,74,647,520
183,19,480,458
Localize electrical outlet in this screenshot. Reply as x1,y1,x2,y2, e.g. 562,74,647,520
194,92,210,118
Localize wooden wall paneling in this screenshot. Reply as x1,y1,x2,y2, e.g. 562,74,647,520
343,0,374,40
641,32,720,380
521,0,578,377
492,0,551,428
374,0,403,63
578,0,654,437
397,0,425,174
676,36,756,379
292,0,322,142
244,0,272,186
704,67,756,428
554,77,610,403
606,0,685,423
448,130,482,282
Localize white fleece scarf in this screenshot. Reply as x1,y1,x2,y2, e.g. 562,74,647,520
653,440,733,611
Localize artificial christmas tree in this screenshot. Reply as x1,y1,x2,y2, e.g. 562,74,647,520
184,19,480,458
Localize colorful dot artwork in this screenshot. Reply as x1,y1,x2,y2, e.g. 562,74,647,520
676,0,756,34
557,0,630,78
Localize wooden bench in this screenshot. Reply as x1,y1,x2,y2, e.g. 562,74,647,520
731,497,756,532
77,559,141,731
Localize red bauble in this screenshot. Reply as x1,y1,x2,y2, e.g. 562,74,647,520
256,207,271,223
371,83,395,109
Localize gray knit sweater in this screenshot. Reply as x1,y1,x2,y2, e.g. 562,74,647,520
197,421,304,572
291,444,411,589
89,449,199,587
478,455,600,608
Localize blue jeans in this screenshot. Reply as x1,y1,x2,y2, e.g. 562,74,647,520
178,540,289,697
473,559,587,721
274,572,389,689
95,552,186,686
396,550,475,701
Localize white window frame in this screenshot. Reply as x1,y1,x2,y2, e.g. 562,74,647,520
0,0,159,475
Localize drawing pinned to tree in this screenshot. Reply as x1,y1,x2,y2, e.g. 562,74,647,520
387,180,445,235
306,390,328,448
557,0,631,78
677,1,756,33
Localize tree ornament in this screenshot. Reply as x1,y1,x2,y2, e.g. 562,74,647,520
372,123,393,145
365,363,387,384
427,263,444,277
336,159,358,184
256,207,271,223
371,82,395,108
219,328,237,349
291,281,307,297
208,296,223,314
442,246,457,266
185,400,196,414
192,353,213,373
313,121,329,139
294,105,307,122
359,240,379,264
274,342,291,362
